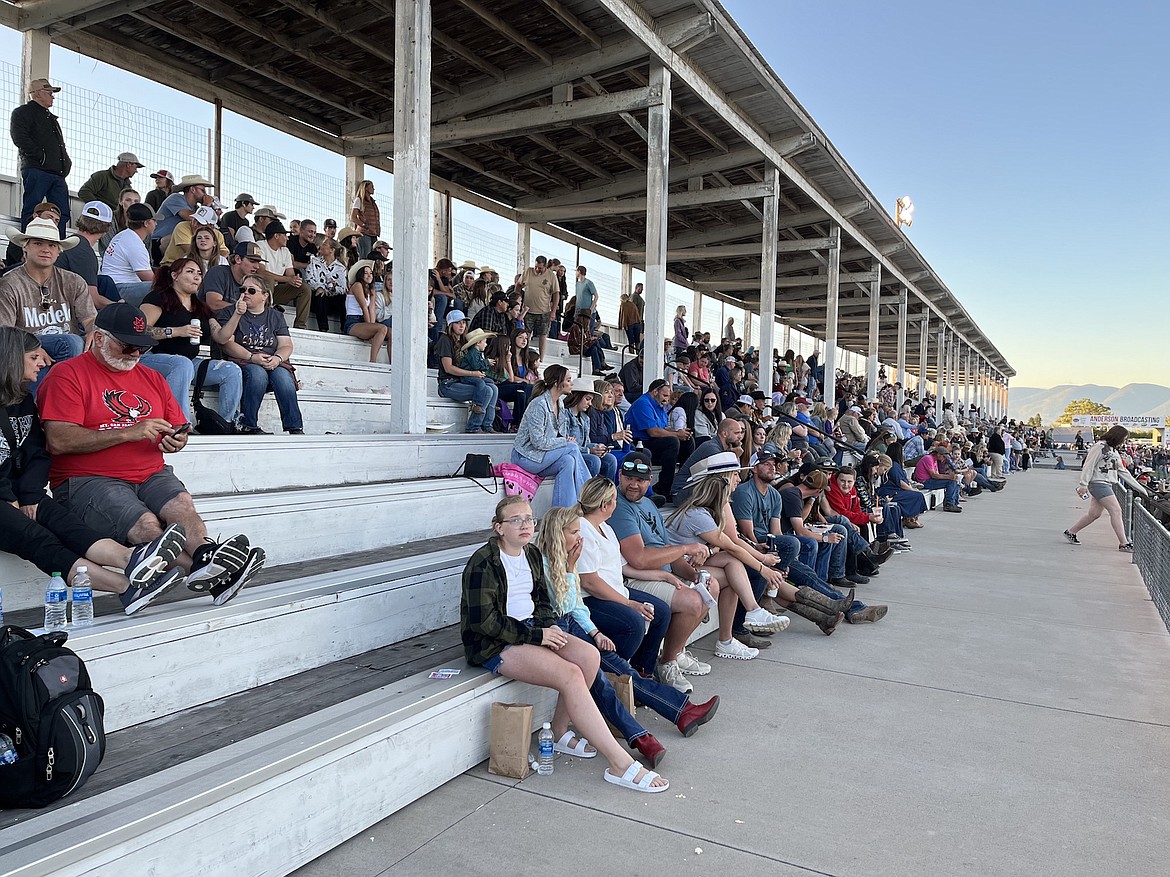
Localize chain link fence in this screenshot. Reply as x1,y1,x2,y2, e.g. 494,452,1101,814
1114,484,1170,633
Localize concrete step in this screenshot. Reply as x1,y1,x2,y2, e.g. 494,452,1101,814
1,473,549,611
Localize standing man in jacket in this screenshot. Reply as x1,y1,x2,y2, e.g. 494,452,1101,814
10,78,71,235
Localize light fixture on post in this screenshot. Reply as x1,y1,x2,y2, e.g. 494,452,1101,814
895,195,914,228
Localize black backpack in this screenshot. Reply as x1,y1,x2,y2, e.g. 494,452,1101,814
0,626,106,808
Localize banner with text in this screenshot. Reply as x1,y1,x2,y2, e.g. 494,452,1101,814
1070,415,1168,428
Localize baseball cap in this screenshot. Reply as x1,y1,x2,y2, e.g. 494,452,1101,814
117,152,145,167
80,201,114,224
264,221,288,238
94,302,158,349
234,193,256,205
620,452,653,480
28,78,60,94
191,204,218,225
737,394,753,405
490,291,509,305
446,310,467,325
647,378,668,394
232,241,267,262
754,448,778,464
126,203,154,223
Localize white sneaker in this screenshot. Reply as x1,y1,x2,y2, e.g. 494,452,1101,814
655,660,693,694
675,649,712,676
715,638,759,661
744,607,790,633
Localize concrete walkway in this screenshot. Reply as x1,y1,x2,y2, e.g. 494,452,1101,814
295,463,1170,877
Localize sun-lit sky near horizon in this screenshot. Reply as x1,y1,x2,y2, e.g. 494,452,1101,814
1,1,1164,390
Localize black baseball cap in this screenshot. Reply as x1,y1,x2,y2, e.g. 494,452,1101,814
647,378,668,394
95,302,158,348
620,452,653,480
127,203,154,223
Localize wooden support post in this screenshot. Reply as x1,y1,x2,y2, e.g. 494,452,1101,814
345,155,365,221
212,99,223,193
821,224,841,406
866,262,881,399
642,64,671,388
917,313,929,402
389,0,431,435
515,223,531,286
18,30,51,224
758,166,780,397
895,288,908,409
432,191,452,263
935,327,946,424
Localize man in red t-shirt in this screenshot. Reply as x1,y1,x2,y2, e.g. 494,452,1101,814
38,302,264,605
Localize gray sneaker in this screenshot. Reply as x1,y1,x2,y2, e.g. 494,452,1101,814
655,660,692,694
675,648,712,676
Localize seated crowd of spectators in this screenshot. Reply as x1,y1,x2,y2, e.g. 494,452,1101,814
473,319,1042,792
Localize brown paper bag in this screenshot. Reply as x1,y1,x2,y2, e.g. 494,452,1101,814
488,702,533,778
604,673,635,738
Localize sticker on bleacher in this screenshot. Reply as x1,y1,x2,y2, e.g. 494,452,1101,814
430,669,462,679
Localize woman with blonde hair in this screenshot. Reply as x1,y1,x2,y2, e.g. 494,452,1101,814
184,226,228,274
461,495,669,792
350,179,380,259
536,505,669,768
664,454,792,660
672,305,688,354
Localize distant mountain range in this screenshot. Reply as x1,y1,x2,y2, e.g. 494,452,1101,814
1009,384,1170,425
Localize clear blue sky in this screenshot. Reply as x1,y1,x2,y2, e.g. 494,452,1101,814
722,0,1169,389
3,2,1165,389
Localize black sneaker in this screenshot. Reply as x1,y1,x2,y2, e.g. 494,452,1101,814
187,534,251,593
125,523,187,588
1119,542,1134,553
1063,530,1080,545
239,425,271,436
211,547,266,607
120,567,186,616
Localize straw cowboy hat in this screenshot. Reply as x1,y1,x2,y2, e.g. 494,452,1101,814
459,328,496,353
175,174,214,190
6,217,78,250
347,259,375,285
457,259,478,271
478,265,497,275
336,226,360,242
684,451,750,487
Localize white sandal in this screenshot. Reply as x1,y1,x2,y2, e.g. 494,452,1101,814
554,731,597,758
604,761,670,793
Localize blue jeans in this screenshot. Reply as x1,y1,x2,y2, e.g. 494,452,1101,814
584,588,671,677
624,323,643,349
241,363,303,430
766,536,867,619
21,168,69,233
115,281,154,307
510,444,588,509
438,378,499,431
876,503,904,540
138,355,243,422
924,477,960,505
559,616,648,745
825,514,870,557
796,525,848,580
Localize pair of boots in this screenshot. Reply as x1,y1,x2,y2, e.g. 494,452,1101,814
771,587,854,636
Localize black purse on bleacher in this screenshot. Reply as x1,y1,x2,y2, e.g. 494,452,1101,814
192,359,236,435
454,454,498,494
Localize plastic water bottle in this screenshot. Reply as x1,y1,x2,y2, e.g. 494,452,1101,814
692,570,718,609
44,573,67,631
0,733,17,765
71,567,94,628
536,723,554,776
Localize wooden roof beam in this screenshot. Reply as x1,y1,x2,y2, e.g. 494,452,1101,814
46,0,161,35
525,134,616,183
132,11,377,121
662,236,835,261
451,0,553,65
518,181,771,222
533,0,603,49
345,87,655,155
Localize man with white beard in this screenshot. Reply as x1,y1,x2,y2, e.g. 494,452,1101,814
37,302,264,606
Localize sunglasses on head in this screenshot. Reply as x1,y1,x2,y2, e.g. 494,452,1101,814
621,461,651,476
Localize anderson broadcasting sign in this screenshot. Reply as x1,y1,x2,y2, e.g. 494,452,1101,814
1070,414,1168,428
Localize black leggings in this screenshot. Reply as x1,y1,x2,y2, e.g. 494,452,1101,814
0,497,104,578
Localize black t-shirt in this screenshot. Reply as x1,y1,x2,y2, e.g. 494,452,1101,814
287,237,318,266
777,486,807,535
434,335,458,380
142,290,211,358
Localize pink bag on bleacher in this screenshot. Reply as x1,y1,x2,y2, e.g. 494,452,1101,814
493,463,542,501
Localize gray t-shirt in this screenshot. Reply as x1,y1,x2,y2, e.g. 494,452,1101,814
215,305,289,355
731,482,783,542
202,265,244,305
663,507,718,546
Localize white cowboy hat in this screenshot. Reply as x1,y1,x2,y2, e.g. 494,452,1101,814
175,174,214,190
6,217,78,250
684,451,750,486
347,259,375,285
567,375,602,398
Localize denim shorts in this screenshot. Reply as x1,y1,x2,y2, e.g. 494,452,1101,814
1087,481,1114,500
343,314,365,334
481,618,537,674
54,466,188,544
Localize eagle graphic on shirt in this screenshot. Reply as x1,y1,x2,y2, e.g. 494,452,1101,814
103,390,152,425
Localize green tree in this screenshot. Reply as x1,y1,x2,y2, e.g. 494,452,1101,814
1054,398,1112,427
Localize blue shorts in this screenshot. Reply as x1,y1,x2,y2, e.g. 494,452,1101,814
480,618,538,674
